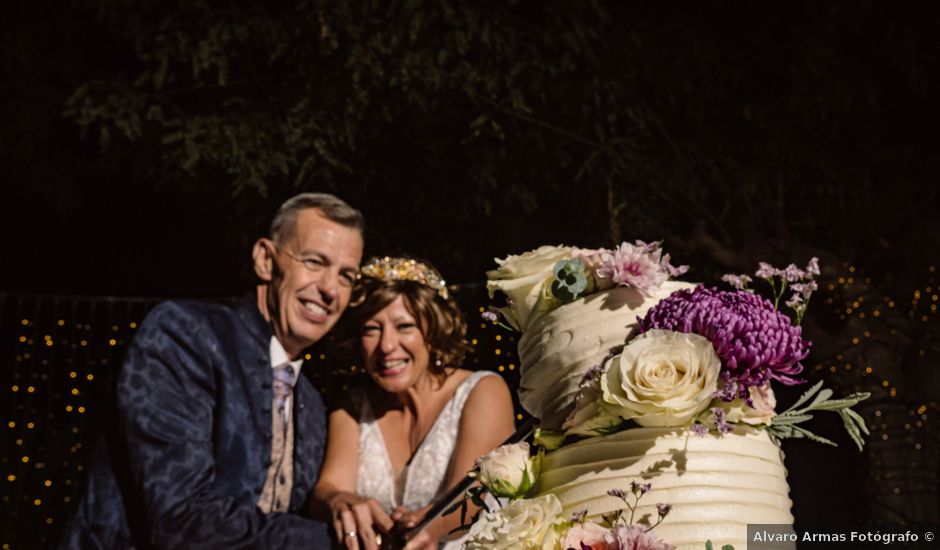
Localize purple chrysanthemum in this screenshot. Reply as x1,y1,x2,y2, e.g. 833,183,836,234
639,286,809,397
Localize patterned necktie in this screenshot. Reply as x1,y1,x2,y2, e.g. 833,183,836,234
272,364,296,421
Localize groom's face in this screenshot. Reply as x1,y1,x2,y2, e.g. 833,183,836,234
264,209,363,358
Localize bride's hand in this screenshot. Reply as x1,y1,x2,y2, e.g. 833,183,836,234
328,491,393,550
390,505,440,550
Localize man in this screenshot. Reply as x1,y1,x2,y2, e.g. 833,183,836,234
61,193,364,548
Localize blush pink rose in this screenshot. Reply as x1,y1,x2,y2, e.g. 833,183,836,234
561,521,612,550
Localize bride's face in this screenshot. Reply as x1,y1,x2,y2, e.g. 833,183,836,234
360,295,431,394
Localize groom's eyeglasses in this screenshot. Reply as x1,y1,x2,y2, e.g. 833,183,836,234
271,243,359,288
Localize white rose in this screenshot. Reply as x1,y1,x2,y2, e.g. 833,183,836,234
464,494,563,550
486,245,573,331
475,442,539,498
601,329,721,427
713,382,777,426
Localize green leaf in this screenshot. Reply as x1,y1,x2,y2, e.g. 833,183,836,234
810,387,834,406
780,380,824,414
792,425,838,447
845,407,871,435
770,413,814,425
770,382,870,450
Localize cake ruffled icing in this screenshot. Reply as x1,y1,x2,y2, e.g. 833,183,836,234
468,245,865,550
532,426,793,549
517,281,697,429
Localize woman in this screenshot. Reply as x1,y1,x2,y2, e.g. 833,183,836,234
313,257,515,550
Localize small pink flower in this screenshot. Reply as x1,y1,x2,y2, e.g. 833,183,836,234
659,253,689,277
805,257,820,276
785,293,804,310
754,262,777,279
689,423,708,437
721,273,752,290
562,521,613,550
748,381,777,417
607,525,676,550
781,263,806,282
596,242,668,296
791,281,818,298
710,407,732,435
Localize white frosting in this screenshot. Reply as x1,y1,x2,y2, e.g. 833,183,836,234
532,426,794,550
510,279,795,549
517,281,698,428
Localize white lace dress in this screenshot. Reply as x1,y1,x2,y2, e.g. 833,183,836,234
354,370,496,549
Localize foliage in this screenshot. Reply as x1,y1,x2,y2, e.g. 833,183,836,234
4,0,939,290
768,380,871,451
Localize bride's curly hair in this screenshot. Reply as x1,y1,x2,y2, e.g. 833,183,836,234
336,273,472,382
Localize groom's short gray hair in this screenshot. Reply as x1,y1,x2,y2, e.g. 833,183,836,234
270,193,365,244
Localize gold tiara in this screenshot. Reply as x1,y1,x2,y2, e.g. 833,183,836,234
359,256,449,299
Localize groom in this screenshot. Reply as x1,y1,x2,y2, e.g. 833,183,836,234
61,193,364,548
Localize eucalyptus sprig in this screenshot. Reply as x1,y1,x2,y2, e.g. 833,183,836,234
551,258,594,303
767,381,871,451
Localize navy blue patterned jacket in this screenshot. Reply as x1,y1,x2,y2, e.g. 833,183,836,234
60,294,331,549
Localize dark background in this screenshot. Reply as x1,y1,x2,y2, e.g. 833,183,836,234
2,0,938,547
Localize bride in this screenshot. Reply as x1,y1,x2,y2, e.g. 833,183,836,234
312,257,515,549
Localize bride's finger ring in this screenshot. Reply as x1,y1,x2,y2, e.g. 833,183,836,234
345,530,357,539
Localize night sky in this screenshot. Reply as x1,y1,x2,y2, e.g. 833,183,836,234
2,1,938,298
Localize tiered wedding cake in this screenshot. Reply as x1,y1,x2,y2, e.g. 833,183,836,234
465,243,867,550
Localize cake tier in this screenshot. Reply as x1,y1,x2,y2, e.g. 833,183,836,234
532,426,794,550
517,281,697,429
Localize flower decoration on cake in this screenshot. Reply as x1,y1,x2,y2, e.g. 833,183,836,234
464,494,564,549
638,287,809,397
595,240,688,295
472,442,540,499
486,241,688,331
556,254,869,446
484,245,574,331
466,460,677,550
473,245,870,549
591,330,722,430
